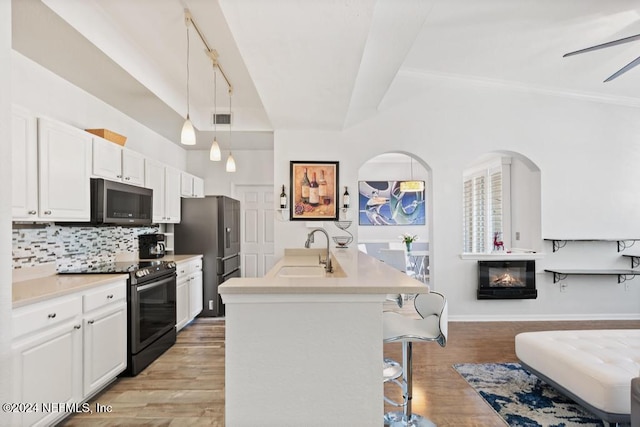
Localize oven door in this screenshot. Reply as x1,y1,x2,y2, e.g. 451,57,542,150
130,273,176,354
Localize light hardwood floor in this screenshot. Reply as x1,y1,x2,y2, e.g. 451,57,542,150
59,315,640,427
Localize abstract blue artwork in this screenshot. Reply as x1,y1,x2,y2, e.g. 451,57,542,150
358,181,425,226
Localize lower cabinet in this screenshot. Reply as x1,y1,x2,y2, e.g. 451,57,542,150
176,257,204,331
12,278,127,426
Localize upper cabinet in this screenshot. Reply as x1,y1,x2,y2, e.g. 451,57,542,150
180,172,205,198
11,106,38,219
145,160,181,223
92,137,145,187
12,110,91,222
38,118,92,221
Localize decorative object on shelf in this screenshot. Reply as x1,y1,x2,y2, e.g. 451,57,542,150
85,129,127,146
493,231,504,252
209,69,221,161
401,233,418,252
342,186,350,209
333,221,353,248
181,13,196,146
279,185,287,209
290,161,339,221
358,181,425,226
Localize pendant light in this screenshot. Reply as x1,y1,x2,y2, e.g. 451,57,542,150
209,69,221,161
400,156,424,192
225,89,236,172
181,20,196,146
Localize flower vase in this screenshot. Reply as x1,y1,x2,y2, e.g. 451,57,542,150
405,242,412,252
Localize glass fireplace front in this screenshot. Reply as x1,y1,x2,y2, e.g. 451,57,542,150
477,260,537,299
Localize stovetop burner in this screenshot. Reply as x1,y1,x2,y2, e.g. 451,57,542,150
58,260,176,284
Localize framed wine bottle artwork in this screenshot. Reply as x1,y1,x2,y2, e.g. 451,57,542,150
289,161,339,220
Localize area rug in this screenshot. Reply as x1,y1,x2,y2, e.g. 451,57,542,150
453,362,624,427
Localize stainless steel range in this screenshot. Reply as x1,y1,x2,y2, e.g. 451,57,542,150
59,260,177,376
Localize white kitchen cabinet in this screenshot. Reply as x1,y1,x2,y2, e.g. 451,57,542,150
165,166,182,222
145,160,181,223
189,269,203,319
11,105,38,220
12,295,83,427
92,137,145,187
176,257,203,331
38,117,92,221
12,278,127,426
82,280,127,398
176,277,189,331
180,172,205,198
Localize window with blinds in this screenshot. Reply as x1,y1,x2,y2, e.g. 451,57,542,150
463,167,503,253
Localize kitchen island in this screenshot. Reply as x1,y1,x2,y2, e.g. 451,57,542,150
219,248,428,426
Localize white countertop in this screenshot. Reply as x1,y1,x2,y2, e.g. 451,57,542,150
12,254,203,308
219,247,428,295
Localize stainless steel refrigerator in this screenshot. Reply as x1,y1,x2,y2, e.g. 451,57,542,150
174,196,241,317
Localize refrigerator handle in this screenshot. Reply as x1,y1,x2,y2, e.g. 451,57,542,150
226,227,231,249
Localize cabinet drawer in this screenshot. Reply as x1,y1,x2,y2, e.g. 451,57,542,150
13,295,82,339
83,280,127,312
190,258,202,273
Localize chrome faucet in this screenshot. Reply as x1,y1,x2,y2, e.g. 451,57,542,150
304,228,333,273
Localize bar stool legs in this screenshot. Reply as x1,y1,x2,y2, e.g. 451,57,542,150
384,342,436,427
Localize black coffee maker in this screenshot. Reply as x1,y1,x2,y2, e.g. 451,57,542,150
138,233,166,259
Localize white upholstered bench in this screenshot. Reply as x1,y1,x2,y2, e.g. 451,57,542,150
515,329,640,425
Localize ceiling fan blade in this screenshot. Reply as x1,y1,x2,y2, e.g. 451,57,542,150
563,33,640,57
603,54,640,82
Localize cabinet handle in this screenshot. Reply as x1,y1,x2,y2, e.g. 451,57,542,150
117,174,122,178
74,324,82,329
28,210,36,215
88,320,95,325
125,177,130,181
47,313,56,319
43,210,52,215
107,294,114,299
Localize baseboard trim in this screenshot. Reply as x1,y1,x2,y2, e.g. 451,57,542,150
450,313,640,322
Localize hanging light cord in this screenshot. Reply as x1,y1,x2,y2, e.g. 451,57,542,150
213,69,217,133
185,24,191,118
228,89,232,151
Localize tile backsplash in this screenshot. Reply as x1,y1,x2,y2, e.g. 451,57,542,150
12,224,159,270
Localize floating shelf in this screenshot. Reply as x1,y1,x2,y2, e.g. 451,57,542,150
544,268,639,284
543,238,640,253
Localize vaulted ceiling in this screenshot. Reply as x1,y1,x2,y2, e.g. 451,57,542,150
12,0,640,150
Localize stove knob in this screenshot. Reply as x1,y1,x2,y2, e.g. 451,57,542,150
167,262,176,269
135,270,144,278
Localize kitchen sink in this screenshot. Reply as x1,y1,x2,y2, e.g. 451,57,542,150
276,265,326,278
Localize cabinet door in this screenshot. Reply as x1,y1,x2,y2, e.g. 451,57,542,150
165,166,182,223
13,320,82,427
92,136,123,181
11,106,38,219
38,118,92,221
122,149,145,186
176,279,189,331
192,176,205,198
180,172,194,197
189,270,203,319
145,159,166,223
83,303,127,397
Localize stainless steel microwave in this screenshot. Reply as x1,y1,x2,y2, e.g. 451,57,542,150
91,178,153,225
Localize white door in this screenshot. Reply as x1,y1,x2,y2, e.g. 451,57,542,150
235,185,276,277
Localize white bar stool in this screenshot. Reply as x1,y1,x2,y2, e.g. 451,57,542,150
382,291,448,427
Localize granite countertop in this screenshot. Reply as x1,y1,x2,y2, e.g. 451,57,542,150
219,247,428,295
12,253,203,308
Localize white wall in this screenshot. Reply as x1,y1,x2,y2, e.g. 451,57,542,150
274,75,640,320
0,0,13,421
11,51,186,170
186,149,274,197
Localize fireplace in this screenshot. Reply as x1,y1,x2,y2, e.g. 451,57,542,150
477,260,537,299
